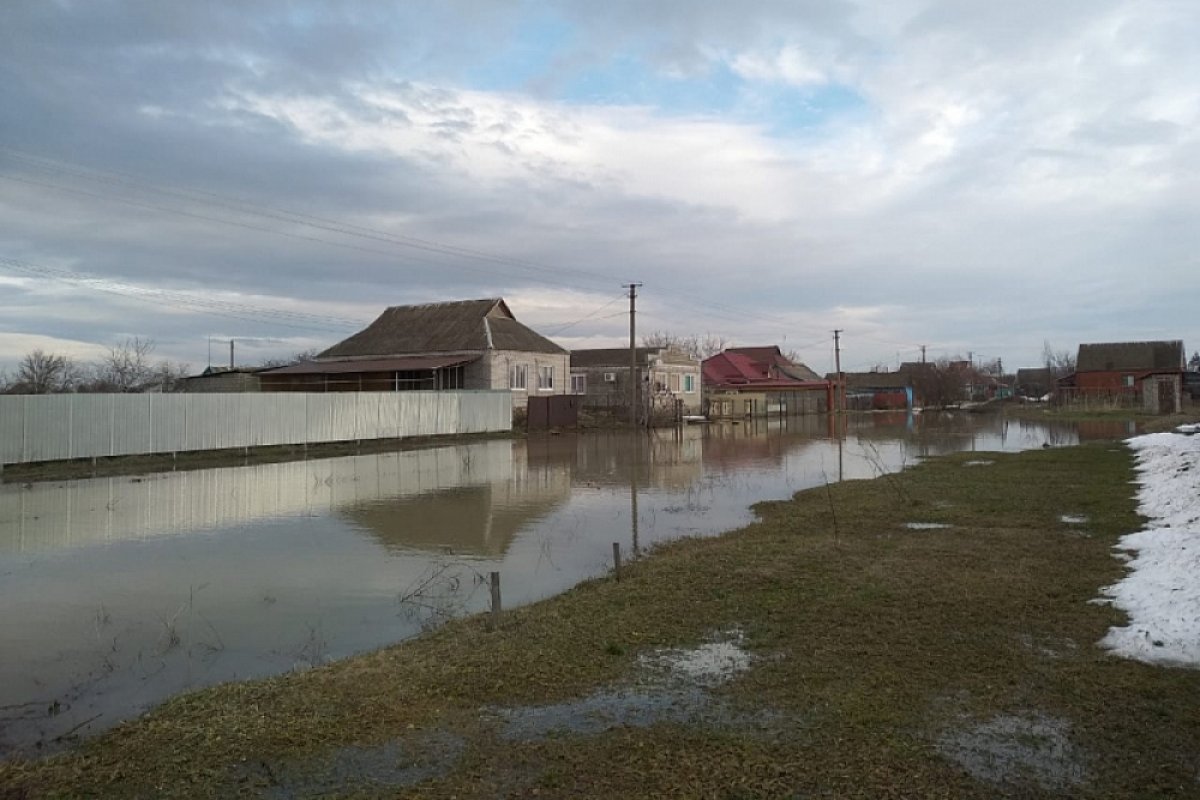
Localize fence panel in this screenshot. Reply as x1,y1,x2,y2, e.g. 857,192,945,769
1,391,511,468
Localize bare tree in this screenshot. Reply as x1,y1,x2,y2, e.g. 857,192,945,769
14,349,80,394
910,357,969,408
89,337,157,392
258,348,323,369
1042,341,1076,379
642,331,727,361
146,360,191,392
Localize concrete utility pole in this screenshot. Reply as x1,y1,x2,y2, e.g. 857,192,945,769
624,283,642,426
833,329,844,414
920,345,927,364
229,340,235,370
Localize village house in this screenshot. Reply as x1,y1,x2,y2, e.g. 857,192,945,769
258,298,569,408
569,347,702,417
1063,340,1185,413
703,346,830,418
836,371,913,410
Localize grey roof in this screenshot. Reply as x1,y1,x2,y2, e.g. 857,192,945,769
1077,340,1184,372
571,347,697,368
1015,367,1053,386
319,298,566,359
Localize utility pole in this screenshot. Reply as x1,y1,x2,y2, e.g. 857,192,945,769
624,283,642,426
920,345,927,364
833,329,844,415
229,339,235,370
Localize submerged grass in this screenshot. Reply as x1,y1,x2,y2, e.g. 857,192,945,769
5,442,1200,798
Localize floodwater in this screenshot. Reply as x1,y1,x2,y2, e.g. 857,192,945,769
0,412,1101,756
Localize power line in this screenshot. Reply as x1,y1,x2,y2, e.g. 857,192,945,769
0,257,369,333
0,147,839,334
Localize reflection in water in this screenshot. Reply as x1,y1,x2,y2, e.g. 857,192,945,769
0,413,1087,756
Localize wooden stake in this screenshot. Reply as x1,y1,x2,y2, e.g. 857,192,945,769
489,571,502,630
613,542,622,582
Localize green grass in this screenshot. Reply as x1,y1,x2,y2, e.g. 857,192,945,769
4,442,1199,798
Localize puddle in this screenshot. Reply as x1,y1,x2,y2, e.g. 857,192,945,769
1060,514,1088,524
963,460,995,467
487,629,781,742
903,522,953,530
937,711,1087,791
243,730,464,798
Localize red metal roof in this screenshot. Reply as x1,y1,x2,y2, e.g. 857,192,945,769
703,350,829,390
260,355,477,375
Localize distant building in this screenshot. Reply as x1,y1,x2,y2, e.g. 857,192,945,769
1015,368,1054,399
179,366,265,393
569,347,702,417
1067,340,1185,413
259,298,568,409
703,346,830,418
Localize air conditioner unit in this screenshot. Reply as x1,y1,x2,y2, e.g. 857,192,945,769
604,372,617,382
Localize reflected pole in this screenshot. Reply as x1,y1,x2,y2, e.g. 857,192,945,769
630,434,641,555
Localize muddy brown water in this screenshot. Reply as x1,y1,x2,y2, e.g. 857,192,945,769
0,412,1102,756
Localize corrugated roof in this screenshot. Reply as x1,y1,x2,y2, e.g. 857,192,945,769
837,371,911,390
1077,340,1184,372
260,355,477,376
319,298,566,359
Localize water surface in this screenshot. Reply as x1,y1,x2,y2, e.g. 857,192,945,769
0,412,1096,755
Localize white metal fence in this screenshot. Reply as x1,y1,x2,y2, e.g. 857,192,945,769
0,391,512,467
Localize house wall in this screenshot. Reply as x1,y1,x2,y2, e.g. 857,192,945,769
484,350,570,409
704,388,827,418
572,363,702,415
1075,371,1143,392
181,372,262,393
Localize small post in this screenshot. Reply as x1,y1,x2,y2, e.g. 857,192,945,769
489,571,502,629
612,541,622,582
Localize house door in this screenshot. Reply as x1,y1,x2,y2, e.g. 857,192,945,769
1158,378,1175,414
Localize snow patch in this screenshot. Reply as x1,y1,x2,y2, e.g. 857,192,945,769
1098,431,1200,666
904,522,952,530
964,460,995,467
1060,514,1088,525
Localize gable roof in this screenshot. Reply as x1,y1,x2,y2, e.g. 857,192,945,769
1076,340,1184,373
319,298,566,359
704,349,827,389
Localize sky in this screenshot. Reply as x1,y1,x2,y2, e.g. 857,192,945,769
1,0,1197,377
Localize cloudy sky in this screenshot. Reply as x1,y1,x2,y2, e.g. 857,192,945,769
1,0,1197,376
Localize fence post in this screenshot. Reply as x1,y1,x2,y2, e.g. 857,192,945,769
613,542,622,581
489,571,502,630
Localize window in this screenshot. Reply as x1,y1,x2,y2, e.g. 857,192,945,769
684,374,696,393
669,373,681,392
603,372,617,383
1123,374,1135,388
571,374,587,394
538,365,554,390
509,364,528,390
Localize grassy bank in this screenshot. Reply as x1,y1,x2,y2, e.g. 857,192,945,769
1003,403,1195,433
5,443,1200,798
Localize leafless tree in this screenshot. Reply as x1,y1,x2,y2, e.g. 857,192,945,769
14,349,81,394
1043,341,1076,379
258,348,323,369
642,331,727,361
90,337,157,392
146,360,191,392
910,357,969,408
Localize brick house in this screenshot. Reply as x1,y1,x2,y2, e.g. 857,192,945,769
1068,340,1185,413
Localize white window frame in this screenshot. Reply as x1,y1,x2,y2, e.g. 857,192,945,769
571,374,587,394
509,364,528,391
538,365,555,391
684,374,696,393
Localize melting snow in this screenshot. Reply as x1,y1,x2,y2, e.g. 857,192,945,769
1098,430,1200,666
637,628,754,686
904,522,953,530
964,460,995,467
1060,514,1088,525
